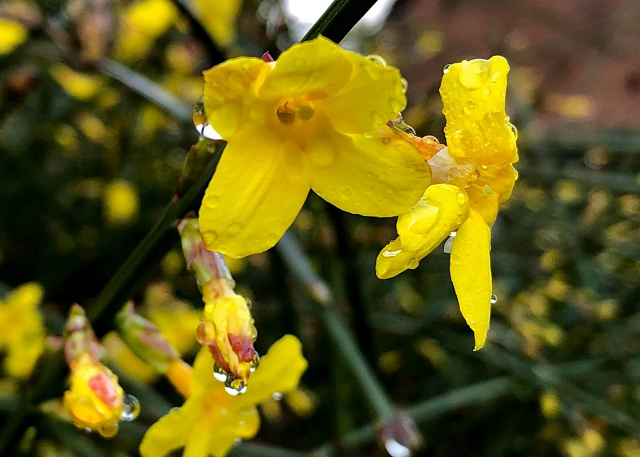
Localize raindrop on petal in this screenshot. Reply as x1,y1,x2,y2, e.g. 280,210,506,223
443,231,456,254
120,394,141,422
213,363,228,382
272,392,283,400
490,294,498,304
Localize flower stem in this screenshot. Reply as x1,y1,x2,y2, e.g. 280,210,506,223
302,0,379,42
276,232,395,421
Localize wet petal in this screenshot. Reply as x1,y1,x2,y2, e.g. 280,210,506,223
376,184,469,279
198,126,312,258
208,408,260,457
238,335,307,407
450,209,492,350
323,52,406,134
310,126,430,217
440,56,517,164
203,58,269,138
139,399,202,457
190,347,218,398
184,418,213,457
258,36,352,101
467,163,518,225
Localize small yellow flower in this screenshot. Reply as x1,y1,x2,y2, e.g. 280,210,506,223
49,63,104,100
376,56,518,350
139,335,307,457
103,179,139,225
0,19,27,55
193,0,241,48
0,283,46,378
63,353,124,438
199,36,430,258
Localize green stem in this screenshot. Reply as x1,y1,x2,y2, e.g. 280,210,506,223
276,233,395,421
303,0,379,42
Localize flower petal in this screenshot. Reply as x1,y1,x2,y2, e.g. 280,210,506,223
198,126,312,258
139,398,202,457
440,56,518,165
184,417,214,457
467,163,518,225
323,52,406,134
203,57,269,138
257,36,352,101
310,126,430,217
376,184,468,279
190,347,217,398
238,335,307,407
449,209,492,350
208,408,260,457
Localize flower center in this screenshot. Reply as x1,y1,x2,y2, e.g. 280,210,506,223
276,99,315,124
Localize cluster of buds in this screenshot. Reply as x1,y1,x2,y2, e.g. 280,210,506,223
178,217,259,395
62,305,140,437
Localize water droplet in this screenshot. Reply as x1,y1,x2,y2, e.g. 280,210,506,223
121,394,141,422
367,55,387,66
469,170,479,183
234,439,242,446
97,422,119,438
482,185,494,197
508,122,518,139
456,192,466,205
480,165,488,170
272,392,283,400
225,377,247,396
196,321,214,345
463,101,475,114
372,111,385,126
193,96,206,134
490,294,497,304
341,187,354,200
443,64,451,74
250,352,260,373
443,231,456,254
384,438,411,457
382,249,402,258
213,363,228,382
311,147,336,168
228,222,242,236
84,427,92,434
407,258,419,269
206,193,220,209
298,105,315,121
401,78,408,93
458,59,491,90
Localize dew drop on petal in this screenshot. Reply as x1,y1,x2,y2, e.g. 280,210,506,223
443,64,451,74
443,231,456,254
463,101,475,114
213,363,228,382
97,423,119,438
490,294,498,305
382,249,402,258
341,187,354,200
84,427,92,434
250,352,260,373
458,59,491,90
367,55,387,66
456,192,466,205
384,438,411,457
228,222,243,236
121,394,141,422
272,392,283,400
224,378,247,396
401,78,408,93
408,258,419,269
193,96,206,134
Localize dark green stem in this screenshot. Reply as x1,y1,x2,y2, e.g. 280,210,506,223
302,0,379,42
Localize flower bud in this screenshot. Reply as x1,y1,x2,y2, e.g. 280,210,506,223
63,304,103,365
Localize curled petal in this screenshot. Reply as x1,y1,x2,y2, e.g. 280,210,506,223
310,126,430,217
376,184,469,279
466,162,519,225
257,36,352,101
203,58,269,138
198,126,312,258
323,52,406,135
450,209,492,350
441,56,517,165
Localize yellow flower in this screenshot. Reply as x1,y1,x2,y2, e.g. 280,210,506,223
140,335,307,457
0,19,27,55
199,36,430,258
63,353,124,437
115,0,177,61
49,63,104,100
103,179,139,225
376,56,518,350
0,282,45,378
193,0,241,48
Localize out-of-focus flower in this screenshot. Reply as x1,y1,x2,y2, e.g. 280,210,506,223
0,283,45,378
376,56,518,350
199,36,430,258
49,63,104,100
0,18,27,55
139,335,307,457
179,218,258,392
103,179,139,225
193,0,241,48
539,390,561,418
115,0,177,61
62,305,139,437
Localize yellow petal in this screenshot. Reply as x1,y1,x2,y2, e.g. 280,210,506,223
441,56,518,164
198,126,312,258
139,399,202,457
449,209,492,350
208,408,260,457
258,36,352,101
190,347,218,398
0,19,27,55
323,51,406,135
203,58,269,139
238,335,307,408
50,64,104,100
466,163,518,225
376,184,469,279
310,126,430,217
184,418,213,457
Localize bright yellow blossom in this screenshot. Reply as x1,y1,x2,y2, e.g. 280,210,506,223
199,36,430,258
140,335,307,457
0,282,46,378
376,56,518,350
0,19,27,55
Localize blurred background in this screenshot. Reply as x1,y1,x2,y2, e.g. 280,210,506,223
1,0,640,455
